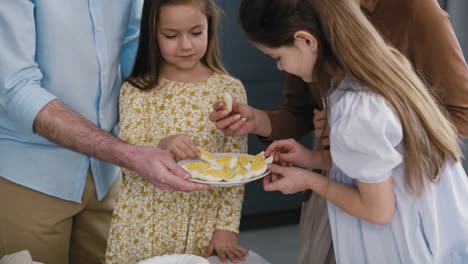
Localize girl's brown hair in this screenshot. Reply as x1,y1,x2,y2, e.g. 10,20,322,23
129,0,226,90
240,0,462,194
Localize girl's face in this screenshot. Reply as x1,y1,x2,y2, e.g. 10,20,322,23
255,32,318,83
157,3,209,72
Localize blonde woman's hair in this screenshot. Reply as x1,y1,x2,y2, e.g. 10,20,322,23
129,0,226,90
240,0,462,194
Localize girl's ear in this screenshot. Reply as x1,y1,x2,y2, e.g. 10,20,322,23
293,31,318,52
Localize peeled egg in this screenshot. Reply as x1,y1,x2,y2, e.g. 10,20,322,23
236,154,249,168
198,147,217,166
198,169,224,182
227,166,251,182
250,151,265,164
183,161,211,172
249,159,268,177
265,155,274,164
222,93,233,112
216,155,237,169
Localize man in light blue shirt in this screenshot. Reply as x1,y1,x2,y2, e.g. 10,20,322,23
0,1,207,263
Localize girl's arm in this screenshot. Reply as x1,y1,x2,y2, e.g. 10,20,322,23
317,175,395,225
265,164,395,225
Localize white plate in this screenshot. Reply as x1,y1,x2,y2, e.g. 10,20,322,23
178,153,270,187
138,254,208,264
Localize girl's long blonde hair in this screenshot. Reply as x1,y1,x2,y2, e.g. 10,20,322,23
240,0,462,194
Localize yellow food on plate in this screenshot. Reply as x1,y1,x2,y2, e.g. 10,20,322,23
198,147,217,165
236,154,249,168
202,169,225,181
183,151,272,183
183,161,211,172
249,159,267,177
250,151,265,163
228,166,251,182
216,155,237,169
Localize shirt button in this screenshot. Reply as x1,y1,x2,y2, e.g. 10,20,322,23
100,114,104,119
97,26,102,32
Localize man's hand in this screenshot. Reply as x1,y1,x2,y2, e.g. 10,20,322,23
129,146,208,192
204,230,249,263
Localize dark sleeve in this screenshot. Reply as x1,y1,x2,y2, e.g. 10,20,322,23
411,0,468,138
258,74,321,144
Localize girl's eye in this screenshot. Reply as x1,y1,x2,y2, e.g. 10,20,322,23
192,31,203,36
164,35,177,39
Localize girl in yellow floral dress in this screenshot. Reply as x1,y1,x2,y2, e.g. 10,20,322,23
105,0,249,263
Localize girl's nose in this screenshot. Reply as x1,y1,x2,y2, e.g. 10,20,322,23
180,35,192,50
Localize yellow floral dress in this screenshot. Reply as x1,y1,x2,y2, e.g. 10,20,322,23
106,73,248,264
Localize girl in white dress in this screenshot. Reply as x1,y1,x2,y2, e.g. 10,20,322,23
239,0,468,263
106,0,249,263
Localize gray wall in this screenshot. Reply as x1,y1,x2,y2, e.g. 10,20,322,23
446,0,468,58
445,0,468,171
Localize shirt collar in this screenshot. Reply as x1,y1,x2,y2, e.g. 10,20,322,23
361,0,379,13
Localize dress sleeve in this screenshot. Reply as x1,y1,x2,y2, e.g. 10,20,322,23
329,91,403,183
215,78,248,233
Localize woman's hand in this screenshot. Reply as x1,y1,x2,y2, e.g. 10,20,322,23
264,164,327,195
209,100,271,137
204,230,249,263
313,109,330,146
157,134,200,160
265,138,316,170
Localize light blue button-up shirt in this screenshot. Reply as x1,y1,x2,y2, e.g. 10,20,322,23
0,0,143,202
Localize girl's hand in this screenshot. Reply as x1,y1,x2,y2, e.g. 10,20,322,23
313,109,330,146
264,164,325,195
204,230,249,263
158,134,200,160
265,138,315,170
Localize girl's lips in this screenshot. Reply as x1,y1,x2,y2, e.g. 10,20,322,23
178,54,195,58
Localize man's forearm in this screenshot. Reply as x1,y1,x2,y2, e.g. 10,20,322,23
33,100,135,169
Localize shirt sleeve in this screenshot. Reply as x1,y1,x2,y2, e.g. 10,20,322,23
120,0,143,79
411,0,468,138
329,91,403,183
259,74,320,144
215,78,248,233
0,1,57,134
